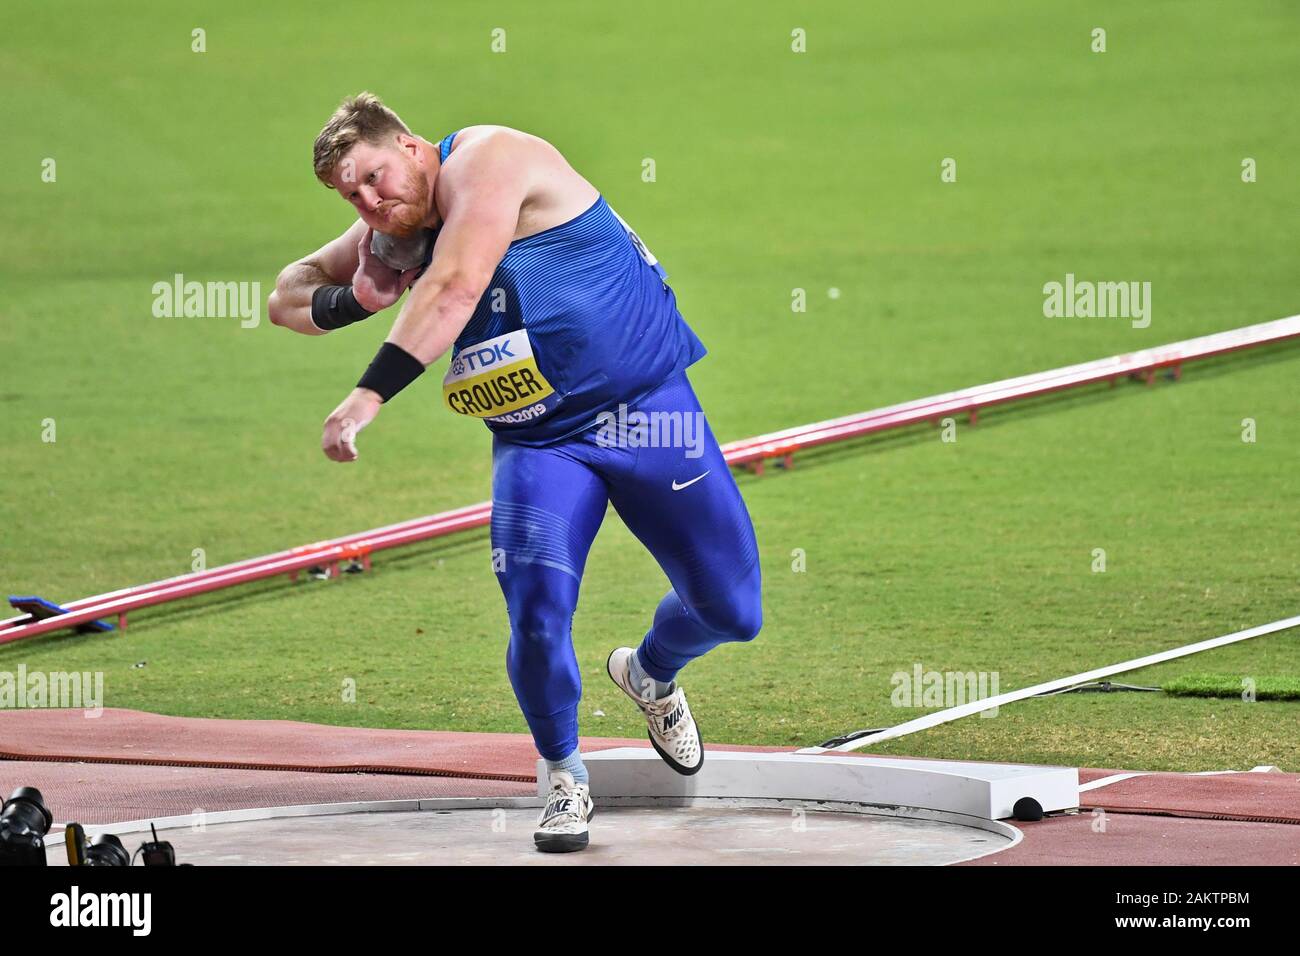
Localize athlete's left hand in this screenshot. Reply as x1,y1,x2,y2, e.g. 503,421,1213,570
353,229,422,313
321,388,382,462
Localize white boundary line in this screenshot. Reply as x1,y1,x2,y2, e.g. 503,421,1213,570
799,614,1300,755
1080,765,1283,793
1079,773,1148,792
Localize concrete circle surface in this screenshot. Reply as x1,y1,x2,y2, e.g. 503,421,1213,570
56,802,1014,865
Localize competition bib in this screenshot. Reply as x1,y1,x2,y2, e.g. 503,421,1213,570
442,329,561,426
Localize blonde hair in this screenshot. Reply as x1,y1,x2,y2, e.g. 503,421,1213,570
313,92,411,186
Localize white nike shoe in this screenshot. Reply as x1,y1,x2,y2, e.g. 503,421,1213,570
534,770,595,853
606,647,704,775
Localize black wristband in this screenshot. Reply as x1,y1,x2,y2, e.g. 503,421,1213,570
357,342,426,403
310,285,375,331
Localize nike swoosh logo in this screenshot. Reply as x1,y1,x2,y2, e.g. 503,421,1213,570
671,470,711,491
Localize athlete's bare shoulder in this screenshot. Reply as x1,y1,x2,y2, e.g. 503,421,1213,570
435,125,600,242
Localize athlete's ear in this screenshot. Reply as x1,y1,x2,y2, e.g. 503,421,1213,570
394,133,422,163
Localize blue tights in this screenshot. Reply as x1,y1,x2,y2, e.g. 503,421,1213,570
490,372,762,760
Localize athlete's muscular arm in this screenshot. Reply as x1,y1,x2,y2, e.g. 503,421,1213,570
384,133,527,364
320,131,532,461
268,219,420,335
268,220,366,335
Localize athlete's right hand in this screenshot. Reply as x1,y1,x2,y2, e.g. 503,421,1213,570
352,228,421,313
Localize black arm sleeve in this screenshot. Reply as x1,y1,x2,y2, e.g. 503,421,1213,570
310,285,375,331
356,342,427,403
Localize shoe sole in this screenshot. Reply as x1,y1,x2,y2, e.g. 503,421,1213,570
534,797,595,853
534,831,590,853
606,649,705,777
648,725,704,776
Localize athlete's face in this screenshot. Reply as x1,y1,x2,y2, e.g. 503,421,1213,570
331,136,432,238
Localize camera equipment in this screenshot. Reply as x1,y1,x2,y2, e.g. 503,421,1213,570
0,787,54,866
65,821,177,865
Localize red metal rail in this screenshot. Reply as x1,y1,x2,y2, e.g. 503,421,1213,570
1,501,491,632
723,314,1300,470
4,315,1297,645
1,505,492,642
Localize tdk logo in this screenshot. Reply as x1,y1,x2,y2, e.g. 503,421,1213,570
460,340,515,372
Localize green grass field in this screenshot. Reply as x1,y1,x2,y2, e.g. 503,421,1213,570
2,0,1297,772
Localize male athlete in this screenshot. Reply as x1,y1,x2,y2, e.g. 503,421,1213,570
268,93,762,852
